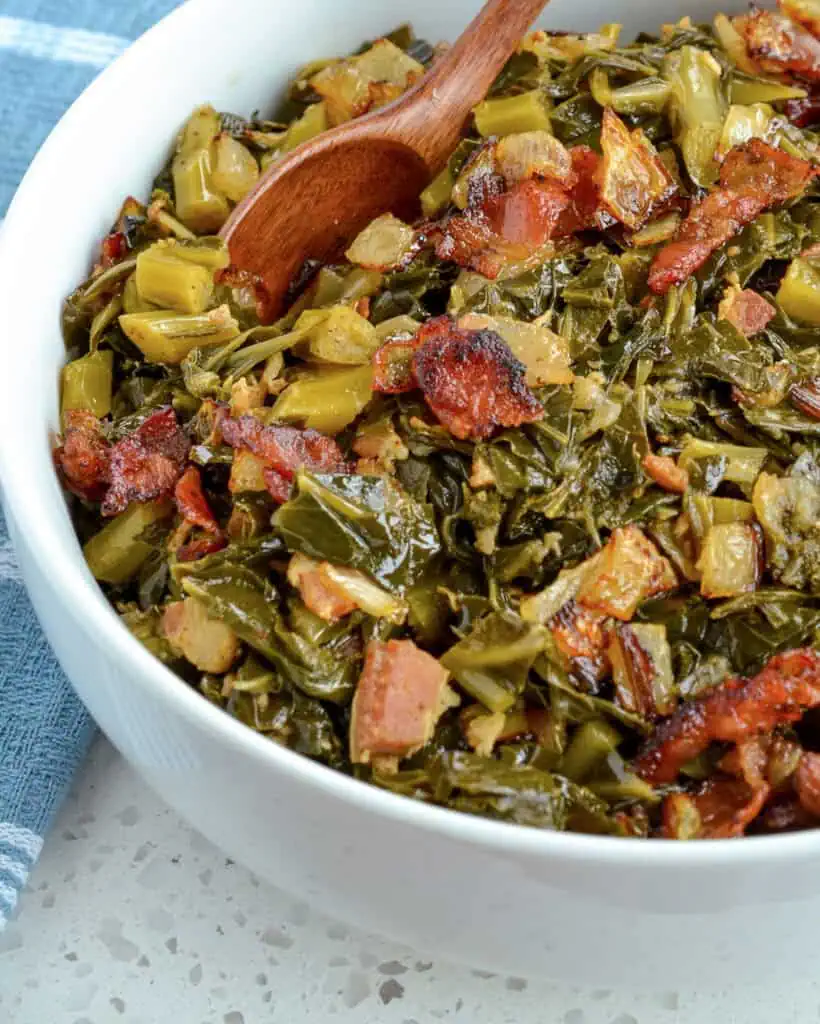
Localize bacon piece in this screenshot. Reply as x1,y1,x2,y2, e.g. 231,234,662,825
554,145,610,235
372,336,422,394
760,794,816,831
215,264,274,323
263,467,296,505
220,415,350,504
55,411,111,502
717,285,776,337
435,179,570,279
720,137,814,196
175,466,221,535
99,231,126,270
176,534,228,563
596,108,676,231
648,140,815,294
174,465,226,562
288,553,357,623
781,0,820,38
102,408,190,517
411,316,543,439
635,648,820,784
642,453,689,494
350,639,453,764
648,189,760,294
784,92,820,127
661,778,770,839
795,750,820,817
742,8,820,81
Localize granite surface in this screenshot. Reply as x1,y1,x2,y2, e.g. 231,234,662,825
1,737,819,1024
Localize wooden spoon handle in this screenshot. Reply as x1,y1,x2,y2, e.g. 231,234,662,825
384,0,549,170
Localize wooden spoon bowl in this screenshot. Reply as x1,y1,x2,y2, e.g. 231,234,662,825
221,0,549,321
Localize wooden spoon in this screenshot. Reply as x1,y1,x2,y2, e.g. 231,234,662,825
220,0,549,321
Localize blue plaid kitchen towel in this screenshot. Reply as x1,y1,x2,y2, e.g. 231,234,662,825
0,0,181,927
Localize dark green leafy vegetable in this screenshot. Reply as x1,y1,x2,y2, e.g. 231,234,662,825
55,11,820,840
273,472,440,590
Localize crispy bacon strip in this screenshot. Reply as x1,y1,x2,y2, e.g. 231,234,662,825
554,145,610,235
411,316,543,440
102,408,190,517
55,411,111,503
435,179,571,279
262,467,295,504
781,0,820,38
648,140,814,294
717,285,777,337
99,231,126,270
741,8,820,81
174,465,226,562
216,265,274,324
784,92,820,127
220,414,350,503
661,778,770,839
635,648,820,784
175,466,221,535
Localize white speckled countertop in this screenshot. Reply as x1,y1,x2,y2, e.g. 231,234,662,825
1,738,819,1024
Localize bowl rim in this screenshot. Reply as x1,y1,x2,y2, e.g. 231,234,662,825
2,0,820,869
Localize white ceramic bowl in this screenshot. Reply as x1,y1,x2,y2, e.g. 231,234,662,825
3,0,818,989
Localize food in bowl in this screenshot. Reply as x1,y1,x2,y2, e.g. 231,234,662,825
53,6,820,840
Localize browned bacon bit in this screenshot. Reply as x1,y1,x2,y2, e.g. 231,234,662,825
648,140,815,294
742,8,820,82
795,751,820,817
174,466,221,536
434,179,570,279
634,648,820,784
173,465,226,562
215,265,274,323
784,92,820,127
781,0,820,37
641,453,689,494
554,146,608,235
760,794,816,831
102,408,190,517
717,286,776,337
99,231,126,270
288,553,357,624
220,415,350,497
350,639,453,764
372,336,422,394
54,410,111,502
661,778,770,839
263,467,295,505
176,534,228,563
412,316,543,440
